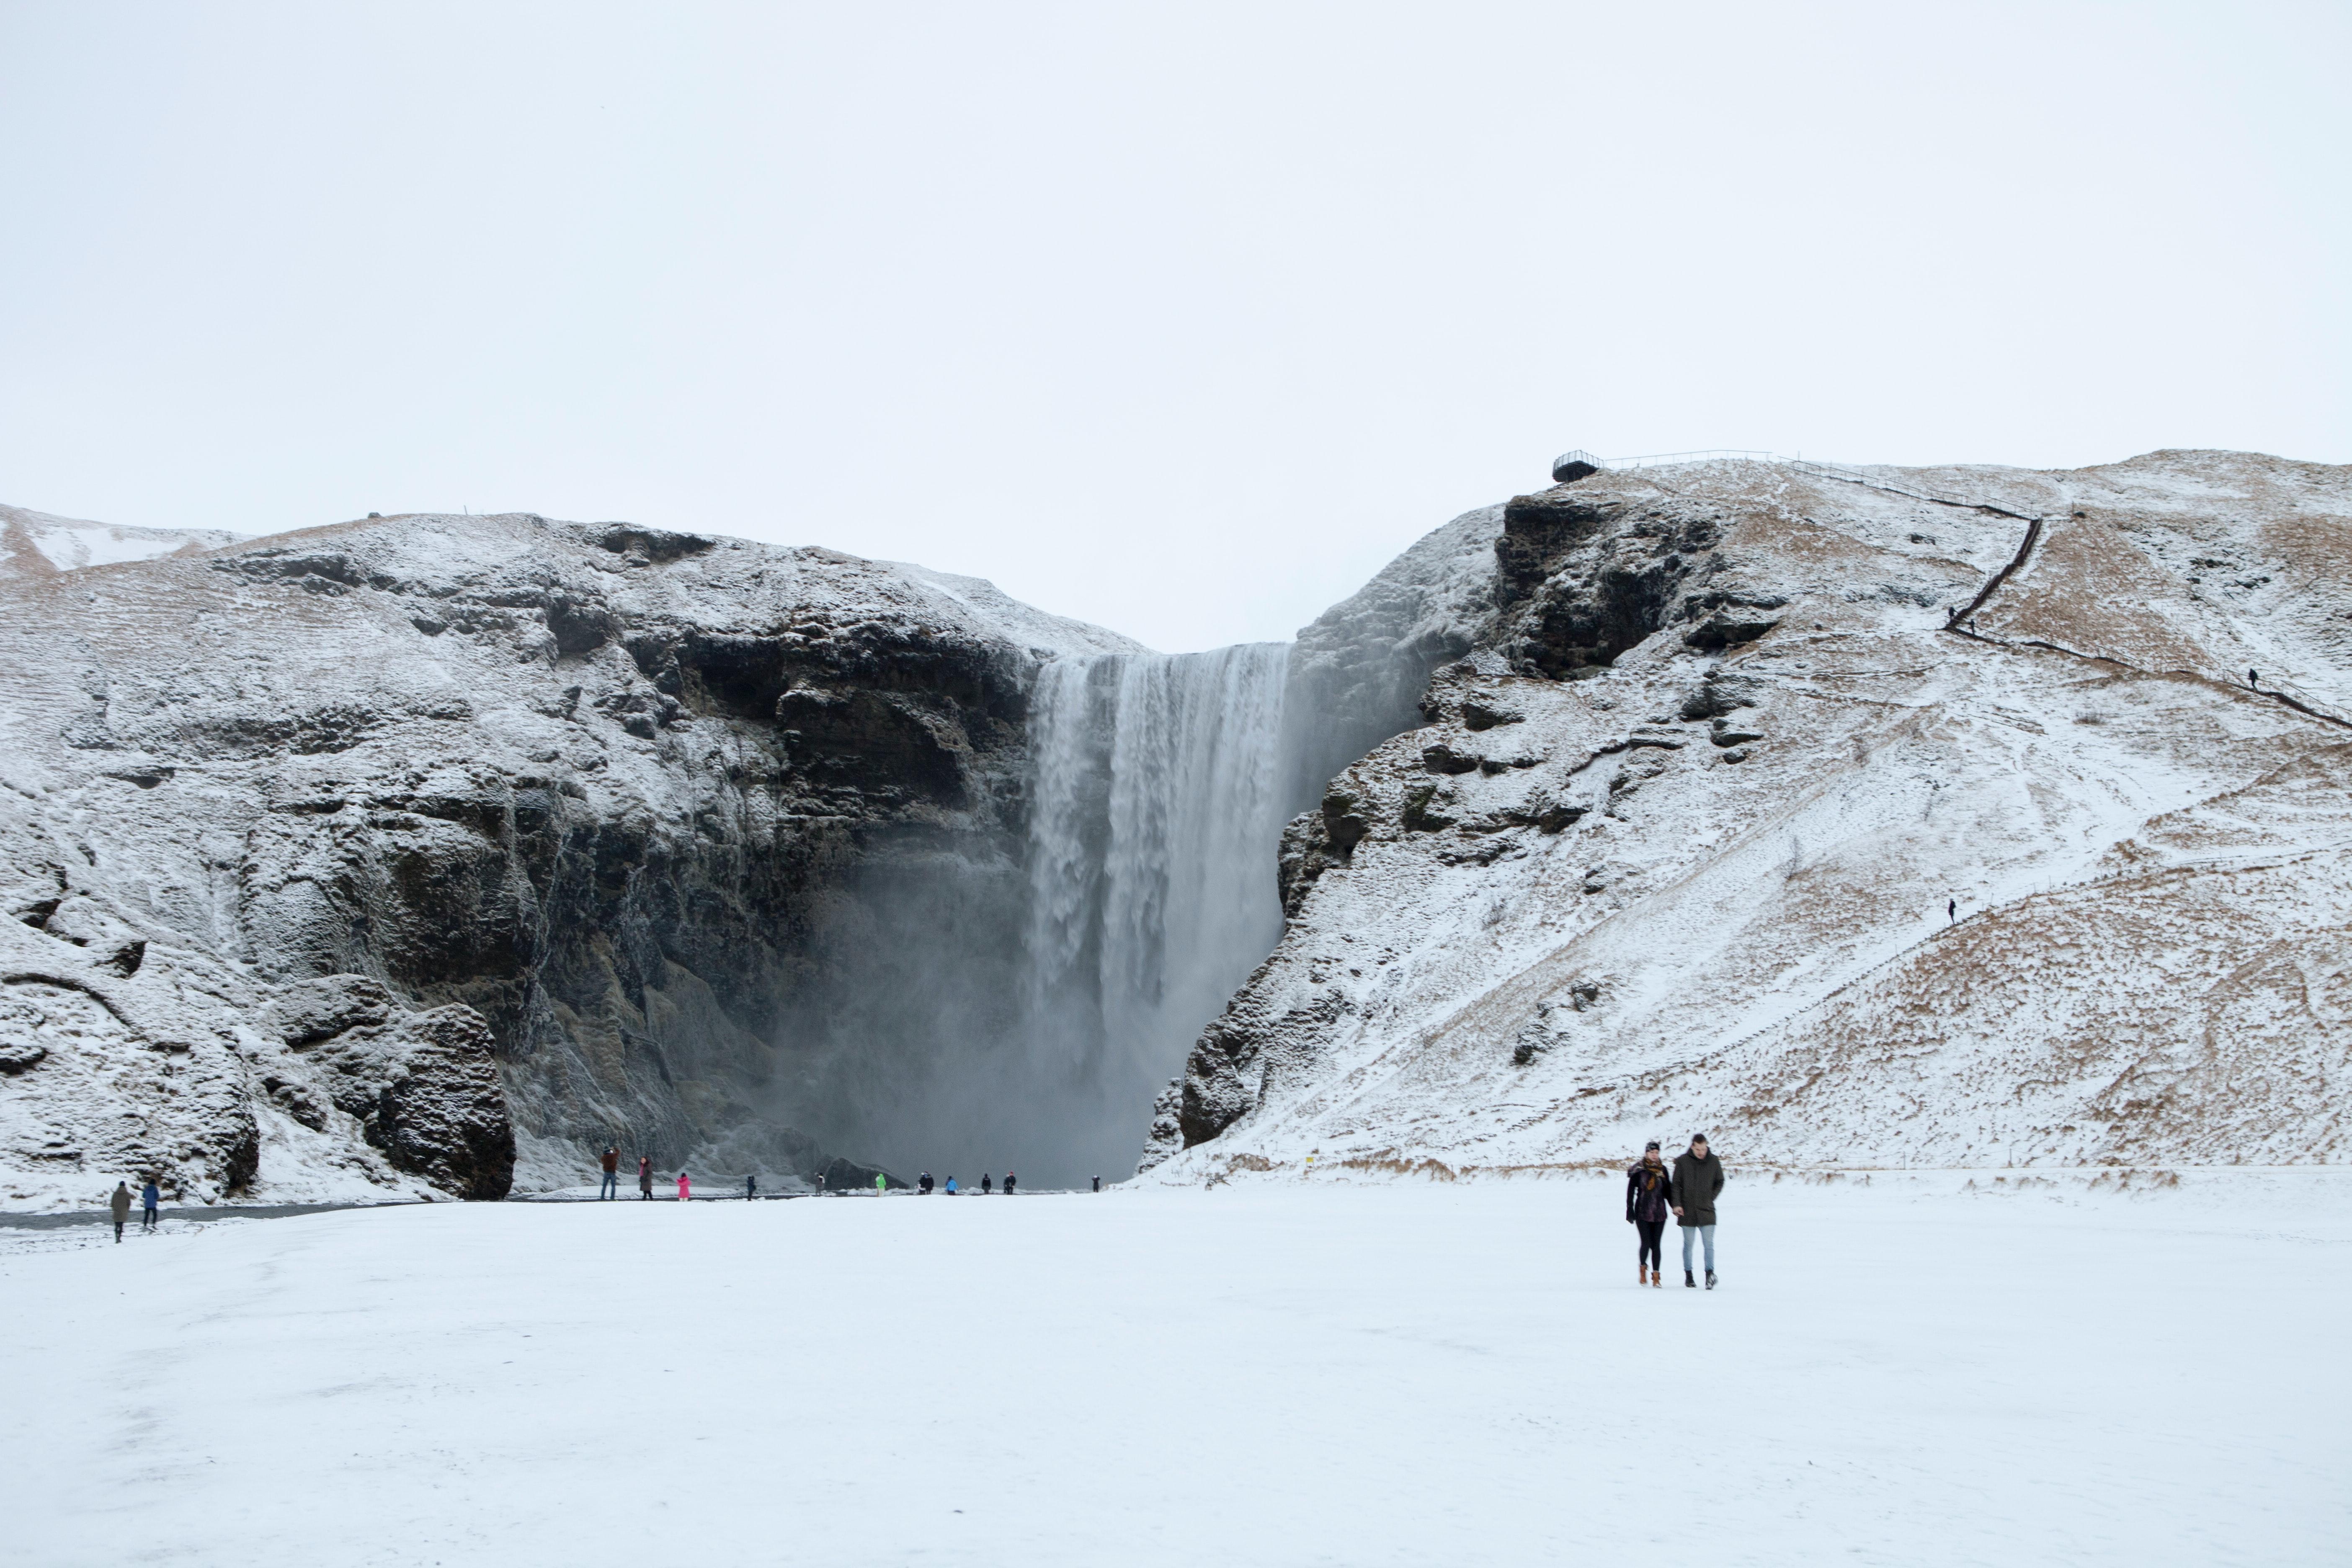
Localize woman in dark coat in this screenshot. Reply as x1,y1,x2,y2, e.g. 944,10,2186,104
1625,1142,1671,1287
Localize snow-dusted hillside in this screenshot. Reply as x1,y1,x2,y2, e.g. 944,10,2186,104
0,509,1141,1209
1146,451,2352,1178
0,502,242,581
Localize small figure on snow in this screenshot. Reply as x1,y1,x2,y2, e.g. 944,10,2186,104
141,1178,160,1231
1948,897,1956,924
109,1181,131,1243
1626,1142,1671,1286
638,1155,653,1200
1670,1134,1725,1289
1003,1171,1016,1195
918,1172,934,1194
600,1145,620,1200
980,1173,992,1195
1092,1175,1101,1193
745,1173,758,1201
2250,668,2260,689
676,1170,692,1203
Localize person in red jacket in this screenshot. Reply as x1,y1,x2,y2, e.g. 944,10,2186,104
599,1145,620,1200
676,1170,691,1203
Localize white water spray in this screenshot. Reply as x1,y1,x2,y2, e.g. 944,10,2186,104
1024,644,1292,1124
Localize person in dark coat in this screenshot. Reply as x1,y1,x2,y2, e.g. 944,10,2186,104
745,1173,758,1200
1003,1171,1016,1195
1670,1134,1726,1289
980,1173,992,1194
600,1146,621,1200
109,1181,131,1242
918,1172,934,1194
1625,1142,1672,1286
637,1155,653,1200
140,1178,160,1231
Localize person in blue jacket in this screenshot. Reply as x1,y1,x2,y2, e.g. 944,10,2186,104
140,1177,160,1231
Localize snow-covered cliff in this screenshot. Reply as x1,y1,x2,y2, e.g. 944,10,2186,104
1145,451,2352,1178
0,510,1144,1207
2,502,243,581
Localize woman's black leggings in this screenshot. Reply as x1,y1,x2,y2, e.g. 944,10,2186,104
1635,1219,1666,1269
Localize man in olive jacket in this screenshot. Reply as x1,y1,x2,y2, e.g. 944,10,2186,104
1670,1134,1725,1289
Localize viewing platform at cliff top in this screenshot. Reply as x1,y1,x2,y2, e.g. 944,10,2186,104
1553,448,1785,482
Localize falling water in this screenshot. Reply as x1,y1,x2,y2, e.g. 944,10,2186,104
1024,644,1292,1136
766,642,1296,1189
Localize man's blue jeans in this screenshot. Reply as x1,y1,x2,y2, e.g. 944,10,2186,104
1681,1224,1716,1273
599,1172,618,1199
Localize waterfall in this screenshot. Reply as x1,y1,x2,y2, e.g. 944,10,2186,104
767,641,1296,1190
1024,644,1292,1125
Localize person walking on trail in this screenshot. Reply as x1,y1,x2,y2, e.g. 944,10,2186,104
980,1173,992,1195
676,1171,692,1203
109,1181,131,1243
745,1174,758,1201
638,1155,653,1200
1625,1142,1672,1287
140,1178,160,1232
1003,1171,1016,1195
1947,897,1956,923
875,1173,887,1197
600,1145,620,1200
1671,1134,1726,1289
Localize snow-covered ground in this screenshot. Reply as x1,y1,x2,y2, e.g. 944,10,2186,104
5,1176,2344,1566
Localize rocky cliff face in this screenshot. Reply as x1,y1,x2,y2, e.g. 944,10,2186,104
1145,451,2352,1177
0,510,1137,1207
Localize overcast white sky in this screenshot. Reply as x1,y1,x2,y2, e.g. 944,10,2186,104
3,3,2345,650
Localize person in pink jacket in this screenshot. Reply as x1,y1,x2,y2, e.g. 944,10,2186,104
676,1171,691,1202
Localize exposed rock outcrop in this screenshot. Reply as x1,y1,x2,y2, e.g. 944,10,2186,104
1146,451,2352,1177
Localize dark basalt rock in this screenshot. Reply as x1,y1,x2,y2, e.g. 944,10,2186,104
1679,671,1762,722
1401,784,1457,833
1493,499,1725,678
1460,696,1523,731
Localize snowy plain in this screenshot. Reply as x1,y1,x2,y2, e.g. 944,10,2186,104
5,1174,2345,1567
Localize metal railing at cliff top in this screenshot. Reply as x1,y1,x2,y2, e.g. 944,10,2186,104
1556,448,1784,475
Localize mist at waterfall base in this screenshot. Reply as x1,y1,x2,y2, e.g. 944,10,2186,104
766,645,1293,1188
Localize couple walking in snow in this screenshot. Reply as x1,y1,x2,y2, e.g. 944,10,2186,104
1625,1134,1723,1289
107,1179,161,1241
